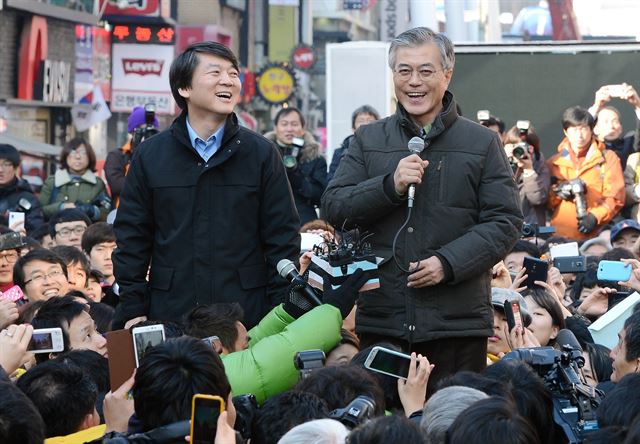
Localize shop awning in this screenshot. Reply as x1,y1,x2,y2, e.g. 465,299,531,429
0,132,61,158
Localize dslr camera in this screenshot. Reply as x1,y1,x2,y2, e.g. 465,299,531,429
554,178,588,220
283,137,304,170
329,395,376,429
131,103,159,149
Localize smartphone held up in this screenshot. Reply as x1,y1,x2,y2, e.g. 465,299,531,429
190,394,225,444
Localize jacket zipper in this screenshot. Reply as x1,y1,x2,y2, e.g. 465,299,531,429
437,157,446,202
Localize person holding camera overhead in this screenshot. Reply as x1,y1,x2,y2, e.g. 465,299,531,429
502,123,550,226
39,138,111,222
104,105,160,207
264,107,327,226
547,106,624,240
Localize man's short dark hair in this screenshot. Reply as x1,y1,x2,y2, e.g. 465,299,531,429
601,247,636,262
623,310,640,362
481,116,506,134
51,245,91,277
16,360,97,438
48,209,91,238
562,106,595,131
509,240,541,258
0,381,45,444
88,302,115,334
30,295,88,363
251,391,329,444
294,365,385,416
446,396,540,444
183,302,244,351
351,105,380,129
169,41,239,111
81,222,116,255
57,349,110,394
274,107,305,128
28,223,51,244
436,370,503,397
133,336,231,431
483,360,556,443
350,343,402,410
348,414,426,444
14,248,68,290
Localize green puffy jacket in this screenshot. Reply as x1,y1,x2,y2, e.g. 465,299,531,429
39,169,110,221
222,304,342,404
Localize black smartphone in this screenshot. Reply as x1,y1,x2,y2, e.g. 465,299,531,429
523,256,549,288
608,291,631,310
503,299,523,332
552,256,587,274
190,394,225,444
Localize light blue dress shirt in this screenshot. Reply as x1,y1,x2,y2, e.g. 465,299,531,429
186,117,225,162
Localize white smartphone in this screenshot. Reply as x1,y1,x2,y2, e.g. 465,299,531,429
606,84,625,98
549,241,579,259
132,324,165,367
28,327,64,354
8,211,25,233
364,346,412,380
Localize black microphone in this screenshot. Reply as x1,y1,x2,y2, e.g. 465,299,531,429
407,136,425,208
276,259,323,306
555,328,582,352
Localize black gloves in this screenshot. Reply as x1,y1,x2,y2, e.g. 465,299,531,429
322,268,368,318
578,213,597,234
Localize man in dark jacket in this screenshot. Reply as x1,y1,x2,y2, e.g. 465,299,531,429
0,144,44,234
112,42,300,329
322,27,523,392
264,107,327,225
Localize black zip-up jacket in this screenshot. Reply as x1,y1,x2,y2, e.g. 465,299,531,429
113,112,300,329
0,178,44,234
322,91,523,343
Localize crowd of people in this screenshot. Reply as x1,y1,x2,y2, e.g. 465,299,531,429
1,26,640,444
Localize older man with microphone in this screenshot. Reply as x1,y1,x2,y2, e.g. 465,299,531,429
322,27,523,393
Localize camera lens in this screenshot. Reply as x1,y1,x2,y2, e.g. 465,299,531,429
512,144,526,160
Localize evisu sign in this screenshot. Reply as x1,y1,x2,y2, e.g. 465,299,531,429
111,43,174,114
122,59,164,76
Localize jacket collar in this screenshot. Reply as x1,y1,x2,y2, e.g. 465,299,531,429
552,137,607,172
54,169,97,187
397,90,458,140
171,111,240,156
263,130,320,163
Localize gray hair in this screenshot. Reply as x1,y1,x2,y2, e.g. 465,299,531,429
388,27,455,71
420,386,488,444
278,419,349,444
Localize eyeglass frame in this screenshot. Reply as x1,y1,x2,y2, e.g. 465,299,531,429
392,64,450,81
0,251,20,264
0,161,16,169
55,226,87,238
24,268,66,286
69,148,88,157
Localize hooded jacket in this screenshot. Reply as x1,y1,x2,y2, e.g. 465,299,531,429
322,91,522,343
547,137,624,240
0,177,44,233
263,130,327,225
112,112,300,329
39,169,110,221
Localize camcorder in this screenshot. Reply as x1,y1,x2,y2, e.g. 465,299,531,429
521,223,555,239
328,395,376,429
503,330,602,443
131,103,159,149
554,178,588,220
283,137,304,169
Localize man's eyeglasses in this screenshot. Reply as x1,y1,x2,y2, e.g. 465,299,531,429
0,252,19,264
56,226,86,237
24,269,65,286
393,67,446,81
0,161,15,169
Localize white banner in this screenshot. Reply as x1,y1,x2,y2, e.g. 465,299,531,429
111,43,175,114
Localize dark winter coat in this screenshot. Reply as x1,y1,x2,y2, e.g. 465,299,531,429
104,142,132,205
264,131,327,225
322,91,523,343
112,112,300,329
0,178,44,234
39,169,110,221
327,134,353,183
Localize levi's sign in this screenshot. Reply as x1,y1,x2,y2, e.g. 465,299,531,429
122,59,164,76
